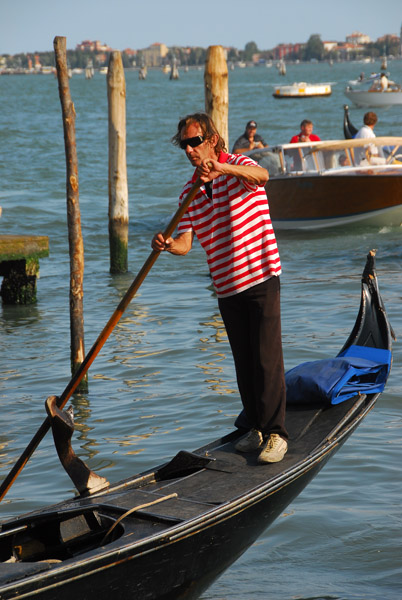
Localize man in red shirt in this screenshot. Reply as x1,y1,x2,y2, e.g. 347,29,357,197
290,119,321,143
152,113,288,463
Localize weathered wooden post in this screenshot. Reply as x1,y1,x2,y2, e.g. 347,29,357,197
204,45,229,149
107,51,129,274
54,36,88,392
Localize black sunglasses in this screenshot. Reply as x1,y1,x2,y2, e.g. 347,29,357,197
179,135,204,150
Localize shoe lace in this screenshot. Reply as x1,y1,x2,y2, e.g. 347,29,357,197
268,434,281,449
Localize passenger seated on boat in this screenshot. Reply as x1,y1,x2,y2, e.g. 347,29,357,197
289,119,321,144
232,120,268,154
354,112,385,165
338,154,350,167
380,72,388,91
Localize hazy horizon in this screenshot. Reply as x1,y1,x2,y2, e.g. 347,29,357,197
1,0,401,56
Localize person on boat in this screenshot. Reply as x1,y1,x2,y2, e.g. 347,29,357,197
354,111,385,164
151,112,288,464
380,72,388,91
289,119,321,144
231,120,268,154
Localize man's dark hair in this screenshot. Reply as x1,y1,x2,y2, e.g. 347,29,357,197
171,112,227,153
363,112,378,126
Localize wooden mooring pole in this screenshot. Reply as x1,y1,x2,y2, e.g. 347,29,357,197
204,45,229,150
54,36,88,392
107,51,129,274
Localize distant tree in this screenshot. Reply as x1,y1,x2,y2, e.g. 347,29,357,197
370,36,400,57
259,49,275,61
243,41,258,61
6,53,28,68
303,34,324,61
189,47,206,65
227,47,240,62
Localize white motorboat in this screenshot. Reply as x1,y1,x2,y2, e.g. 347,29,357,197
344,74,402,107
273,82,331,99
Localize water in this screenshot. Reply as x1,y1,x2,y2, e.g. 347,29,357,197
0,60,401,599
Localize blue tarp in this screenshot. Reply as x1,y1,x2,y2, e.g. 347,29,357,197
285,345,392,405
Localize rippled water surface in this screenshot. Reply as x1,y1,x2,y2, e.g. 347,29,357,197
0,60,401,599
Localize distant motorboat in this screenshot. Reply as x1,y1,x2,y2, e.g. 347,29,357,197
273,82,332,99
344,74,402,107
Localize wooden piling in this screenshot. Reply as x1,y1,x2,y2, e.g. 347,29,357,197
54,36,88,392
107,51,129,274
204,46,229,150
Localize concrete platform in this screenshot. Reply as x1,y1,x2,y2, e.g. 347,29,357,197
0,235,49,304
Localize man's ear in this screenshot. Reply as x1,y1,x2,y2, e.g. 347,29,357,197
210,133,219,148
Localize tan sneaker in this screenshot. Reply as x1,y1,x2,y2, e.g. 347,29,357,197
258,434,288,464
235,429,263,452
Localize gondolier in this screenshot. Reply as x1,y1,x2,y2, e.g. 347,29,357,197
152,112,288,463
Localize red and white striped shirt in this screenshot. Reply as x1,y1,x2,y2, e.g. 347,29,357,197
177,152,281,298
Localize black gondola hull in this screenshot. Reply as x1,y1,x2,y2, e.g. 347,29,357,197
0,430,359,600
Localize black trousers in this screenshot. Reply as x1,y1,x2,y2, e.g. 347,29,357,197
218,277,288,440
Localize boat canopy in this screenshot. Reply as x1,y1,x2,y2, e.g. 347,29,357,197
248,137,402,175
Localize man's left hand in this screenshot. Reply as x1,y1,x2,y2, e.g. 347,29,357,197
197,159,221,182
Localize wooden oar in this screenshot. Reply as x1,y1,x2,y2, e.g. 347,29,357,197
0,178,202,502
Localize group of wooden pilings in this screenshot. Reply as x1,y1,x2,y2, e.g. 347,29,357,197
106,43,229,276
3,39,229,392
107,43,229,276
63,40,228,390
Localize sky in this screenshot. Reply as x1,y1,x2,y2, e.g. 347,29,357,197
1,0,401,55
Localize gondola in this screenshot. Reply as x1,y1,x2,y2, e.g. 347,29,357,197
343,104,358,139
0,251,393,600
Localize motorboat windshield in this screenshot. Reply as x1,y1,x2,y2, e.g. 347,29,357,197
248,138,402,176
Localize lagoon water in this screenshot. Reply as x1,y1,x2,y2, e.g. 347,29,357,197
1,59,401,599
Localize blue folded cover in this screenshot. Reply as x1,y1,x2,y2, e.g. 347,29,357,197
285,345,391,405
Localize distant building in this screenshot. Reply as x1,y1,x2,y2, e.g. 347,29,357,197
272,43,304,60
34,54,41,70
377,33,399,45
76,40,112,52
346,31,371,45
141,43,168,67
323,41,338,53
123,48,137,57
337,42,366,58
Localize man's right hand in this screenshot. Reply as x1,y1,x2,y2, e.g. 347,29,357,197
151,232,173,252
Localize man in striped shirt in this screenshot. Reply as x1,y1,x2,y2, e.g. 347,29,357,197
152,113,288,464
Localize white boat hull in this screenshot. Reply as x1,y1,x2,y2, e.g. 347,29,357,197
344,89,402,107
272,203,402,231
